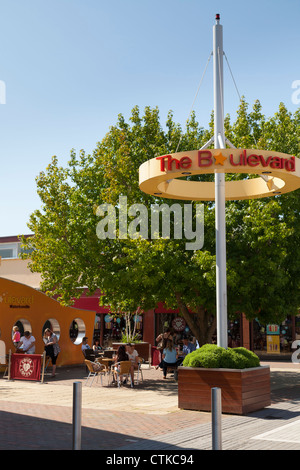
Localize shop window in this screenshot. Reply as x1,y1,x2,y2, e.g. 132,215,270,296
280,316,293,352
155,312,192,345
12,319,32,345
69,318,86,345
103,314,124,347
42,319,61,343
93,314,101,343
253,319,266,352
102,313,144,347
295,315,300,340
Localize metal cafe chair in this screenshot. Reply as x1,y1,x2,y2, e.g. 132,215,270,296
95,357,111,382
134,357,144,385
83,349,96,361
84,359,106,386
112,360,133,388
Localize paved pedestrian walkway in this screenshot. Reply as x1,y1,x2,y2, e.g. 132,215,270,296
0,360,300,451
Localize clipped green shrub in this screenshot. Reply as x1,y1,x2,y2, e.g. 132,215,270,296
198,351,221,368
231,347,260,367
218,349,249,369
182,350,199,367
182,344,260,369
188,355,203,368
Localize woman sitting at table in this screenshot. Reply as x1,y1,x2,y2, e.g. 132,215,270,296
92,339,103,356
112,345,129,384
161,339,178,379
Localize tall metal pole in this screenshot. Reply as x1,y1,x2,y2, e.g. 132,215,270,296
213,14,228,348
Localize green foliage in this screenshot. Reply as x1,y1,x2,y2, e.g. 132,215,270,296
183,344,260,369
21,100,300,345
231,347,260,367
120,333,141,344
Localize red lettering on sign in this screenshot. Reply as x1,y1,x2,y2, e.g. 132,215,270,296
157,151,296,173
259,155,272,167
198,150,213,167
248,155,260,167
230,150,247,166
285,156,295,171
156,155,192,171
230,154,240,166
156,155,171,171
180,156,192,169
270,157,282,169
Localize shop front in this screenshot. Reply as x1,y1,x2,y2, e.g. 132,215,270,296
71,289,299,361
73,291,145,348
252,316,296,356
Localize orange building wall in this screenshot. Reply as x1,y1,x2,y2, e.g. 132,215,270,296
0,277,96,366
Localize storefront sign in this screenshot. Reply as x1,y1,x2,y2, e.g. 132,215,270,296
156,150,296,172
266,324,280,335
267,335,280,354
0,291,34,308
139,148,300,201
172,317,186,332
10,354,42,381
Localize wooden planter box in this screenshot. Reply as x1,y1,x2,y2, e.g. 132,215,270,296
178,365,270,415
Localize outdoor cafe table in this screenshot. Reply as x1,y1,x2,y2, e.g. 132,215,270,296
98,357,115,384
100,357,115,368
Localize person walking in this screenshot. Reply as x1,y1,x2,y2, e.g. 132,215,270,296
44,328,60,377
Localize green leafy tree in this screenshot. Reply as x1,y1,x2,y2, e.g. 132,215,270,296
22,101,300,345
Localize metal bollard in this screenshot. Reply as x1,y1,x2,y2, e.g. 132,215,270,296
211,387,222,450
72,381,82,450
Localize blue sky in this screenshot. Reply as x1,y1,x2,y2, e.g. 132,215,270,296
1,0,300,237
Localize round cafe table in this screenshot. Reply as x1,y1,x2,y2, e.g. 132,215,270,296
97,357,115,384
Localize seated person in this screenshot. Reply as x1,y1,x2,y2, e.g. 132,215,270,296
18,331,36,354
92,339,103,356
112,345,130,385
182,335,196,355
177,335,196,365
126,343,139,384
93,339,102,350
81,337,92,356
161,339,179,379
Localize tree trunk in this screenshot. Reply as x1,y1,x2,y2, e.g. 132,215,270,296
175,293,216,346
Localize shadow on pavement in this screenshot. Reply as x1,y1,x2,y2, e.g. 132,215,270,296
0,409,184,450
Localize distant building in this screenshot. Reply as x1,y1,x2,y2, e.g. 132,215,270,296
0,235,41,289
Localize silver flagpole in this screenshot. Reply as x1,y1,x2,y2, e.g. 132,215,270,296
213,14,228,348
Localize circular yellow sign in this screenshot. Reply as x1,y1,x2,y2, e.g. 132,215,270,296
139,149,300,200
